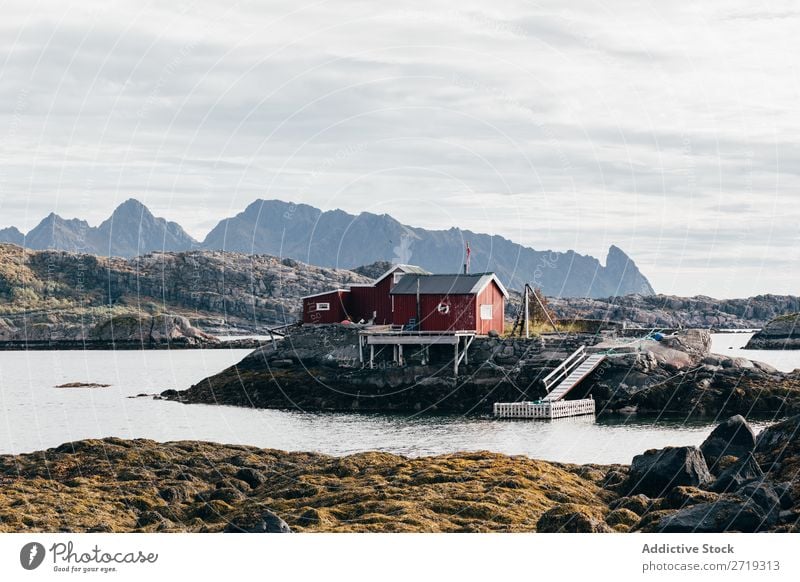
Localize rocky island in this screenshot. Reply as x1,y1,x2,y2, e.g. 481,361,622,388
745,314,800,350
0,414,796,533
162,325,800,417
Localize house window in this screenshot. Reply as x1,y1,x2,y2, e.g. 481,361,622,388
480,304,493,320
393,272,405,284
315,302,330,311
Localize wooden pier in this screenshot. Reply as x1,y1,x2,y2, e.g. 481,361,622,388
493,398,596,419
358,329,476,375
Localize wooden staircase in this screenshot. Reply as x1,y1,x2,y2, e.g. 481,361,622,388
541,346,606,402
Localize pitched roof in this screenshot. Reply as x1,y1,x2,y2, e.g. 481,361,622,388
372,263,430,285
389,273,509,298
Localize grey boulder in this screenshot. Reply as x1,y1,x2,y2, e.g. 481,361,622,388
626,446,712,498
700,415,756,471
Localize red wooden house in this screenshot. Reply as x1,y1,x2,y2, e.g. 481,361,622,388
389,273,507,334
301,265,508,335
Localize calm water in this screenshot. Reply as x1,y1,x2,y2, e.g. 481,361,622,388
0,334,797,463
711,332,799,372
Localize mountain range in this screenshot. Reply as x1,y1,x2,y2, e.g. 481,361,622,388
0,198,654,297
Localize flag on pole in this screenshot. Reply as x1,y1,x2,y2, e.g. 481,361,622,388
466,242,471,274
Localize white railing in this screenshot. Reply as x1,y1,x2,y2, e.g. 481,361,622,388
541,346,587,393
493,398,595,419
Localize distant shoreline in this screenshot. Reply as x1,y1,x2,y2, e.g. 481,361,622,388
0,338,265,351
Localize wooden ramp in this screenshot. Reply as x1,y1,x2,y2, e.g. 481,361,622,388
493,345,605,419
541,346,605,402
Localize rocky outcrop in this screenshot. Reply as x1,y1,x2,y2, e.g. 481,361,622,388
745,314,800,350
90,315,218,346
550,294,800,329
630,415,800,533
0,243,370,340
351,261,393,280
621,359,800,417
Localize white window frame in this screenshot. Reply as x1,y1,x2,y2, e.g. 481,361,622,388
479,304,493,320
315,302,331,312
392,272,405,284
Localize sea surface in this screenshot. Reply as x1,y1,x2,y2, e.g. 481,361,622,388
0,333,797,463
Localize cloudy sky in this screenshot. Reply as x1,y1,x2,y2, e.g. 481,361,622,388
0,0,798,298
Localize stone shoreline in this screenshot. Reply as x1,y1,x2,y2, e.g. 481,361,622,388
0,414,797,533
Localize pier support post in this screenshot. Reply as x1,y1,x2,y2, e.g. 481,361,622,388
524,285,530,339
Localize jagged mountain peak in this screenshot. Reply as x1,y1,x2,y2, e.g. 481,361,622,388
604,244,654,295
96,199,196,256
38,212,88,225
99,198,161,229
0,226,25,246
111,197,151,215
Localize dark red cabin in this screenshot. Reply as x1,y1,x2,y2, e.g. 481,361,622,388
301,266,508,334
301,289,350,324
301,265,427,325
